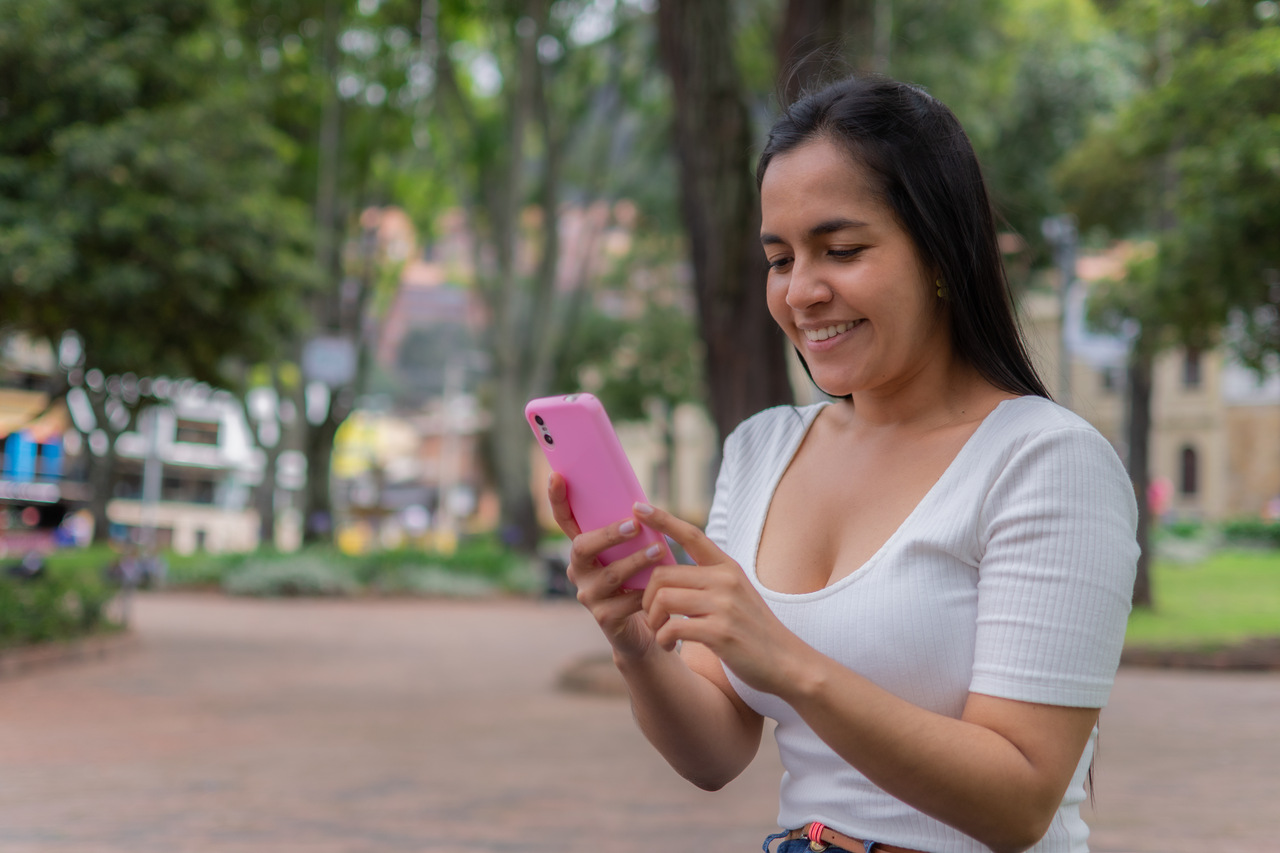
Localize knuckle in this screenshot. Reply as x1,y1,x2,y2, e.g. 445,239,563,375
569,536,592,564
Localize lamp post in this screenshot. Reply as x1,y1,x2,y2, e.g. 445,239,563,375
1041,214,1078,410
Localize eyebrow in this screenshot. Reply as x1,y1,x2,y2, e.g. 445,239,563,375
760,217,870,246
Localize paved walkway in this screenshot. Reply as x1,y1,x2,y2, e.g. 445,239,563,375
1,593,1277,853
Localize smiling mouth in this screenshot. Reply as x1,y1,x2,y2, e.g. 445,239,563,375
803,321,861,342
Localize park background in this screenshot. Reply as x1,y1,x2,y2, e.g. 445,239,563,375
1,2,1279,849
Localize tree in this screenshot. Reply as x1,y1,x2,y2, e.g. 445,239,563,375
413,0,660,551
228,0,428,542
1056,0,1280,607
0,0,316,383
0,0,319,541
656,0,881,443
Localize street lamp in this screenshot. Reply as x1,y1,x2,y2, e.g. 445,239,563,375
1041,214,1078,409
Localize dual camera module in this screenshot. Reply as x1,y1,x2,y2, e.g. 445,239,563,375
533,414,554,446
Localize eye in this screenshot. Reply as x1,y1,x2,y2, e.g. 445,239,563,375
828,247,865,260
767,255,793,271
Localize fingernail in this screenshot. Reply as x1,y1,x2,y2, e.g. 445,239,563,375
645,544,662,559
619,520,636,535
634,502,654,516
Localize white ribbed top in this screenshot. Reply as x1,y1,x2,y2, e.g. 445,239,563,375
706,397,1138,853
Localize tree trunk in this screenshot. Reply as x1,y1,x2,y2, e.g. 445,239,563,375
776,0,877,101
1125,351,1154,609
657,0,794,443
302,406,341,544
87,444,118,544
490,385,540,553
253,440,284,548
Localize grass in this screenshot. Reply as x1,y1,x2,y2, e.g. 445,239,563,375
1126,550,1280,649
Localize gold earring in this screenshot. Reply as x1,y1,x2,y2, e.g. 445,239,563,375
936,279,947,299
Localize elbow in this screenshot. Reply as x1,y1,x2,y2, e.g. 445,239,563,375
977,809,1057,853
678,764,740,792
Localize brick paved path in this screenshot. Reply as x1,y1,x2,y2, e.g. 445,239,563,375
1,593,1277,853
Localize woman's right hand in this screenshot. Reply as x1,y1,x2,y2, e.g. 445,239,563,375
547,472,664,661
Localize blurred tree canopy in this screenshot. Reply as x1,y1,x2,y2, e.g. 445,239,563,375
226,0,428,541
0,0,317,384
1058,0,1279,359
1054,0,1280,607
3,0,1276,555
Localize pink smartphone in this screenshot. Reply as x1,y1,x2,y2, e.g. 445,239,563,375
526,393,673,589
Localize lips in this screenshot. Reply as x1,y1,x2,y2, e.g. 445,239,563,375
803,320,862,342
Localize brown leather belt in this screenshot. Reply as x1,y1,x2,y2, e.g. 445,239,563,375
786,822,927,853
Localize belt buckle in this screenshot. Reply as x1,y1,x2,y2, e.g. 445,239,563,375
808,843,829,852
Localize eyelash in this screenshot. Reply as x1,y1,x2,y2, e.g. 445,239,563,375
768,247,863,270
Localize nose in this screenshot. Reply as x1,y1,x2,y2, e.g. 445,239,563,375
785,259,832,310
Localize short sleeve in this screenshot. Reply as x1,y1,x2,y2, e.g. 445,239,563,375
969,426,1139,708
704,428,737,552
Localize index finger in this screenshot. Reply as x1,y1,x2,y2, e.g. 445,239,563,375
547,472,582,538
632,502,724,566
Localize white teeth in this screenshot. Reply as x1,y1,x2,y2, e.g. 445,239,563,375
804,321,858,342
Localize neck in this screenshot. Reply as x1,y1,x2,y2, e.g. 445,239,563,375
832,358,1001,434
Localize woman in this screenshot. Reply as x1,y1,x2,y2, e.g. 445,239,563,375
548,75,1138,853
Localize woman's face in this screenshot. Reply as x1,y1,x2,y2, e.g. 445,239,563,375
759,137,949,399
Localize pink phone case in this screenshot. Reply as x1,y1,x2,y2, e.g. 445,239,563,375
526,393,673,589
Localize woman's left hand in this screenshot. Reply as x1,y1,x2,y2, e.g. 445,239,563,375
633,502,804,695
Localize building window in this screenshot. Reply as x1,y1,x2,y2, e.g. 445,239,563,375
1179,445,1199,496
1182,348,1203,389
175,419,220,446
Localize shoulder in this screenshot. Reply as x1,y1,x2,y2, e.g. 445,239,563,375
982,396,1120,460
728,402,828,449
727,399,824,458
977,395,1135,516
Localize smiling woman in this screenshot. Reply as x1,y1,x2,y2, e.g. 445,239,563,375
759,138,945,400
548,75,1138,853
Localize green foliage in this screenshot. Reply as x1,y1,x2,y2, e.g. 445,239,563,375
1126,550,1280,648
0,548,119,648
165,549,254,588
168,535,527,597
368,565,498,598
0,0,318,384
1163,519,1205,541
1221,518,1280,549
889,0,1137,264
554,297,704,422
1057,3,1280,362
222,554,360,597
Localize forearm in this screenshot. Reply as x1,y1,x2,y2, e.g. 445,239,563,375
777,648,1092,853
615,643,763,791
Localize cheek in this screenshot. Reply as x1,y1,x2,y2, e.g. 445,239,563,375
765,278,791,325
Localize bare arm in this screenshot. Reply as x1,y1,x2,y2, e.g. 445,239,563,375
615,640,764,790
777,645,1097,853
548,473,763,790
637,502,1097,853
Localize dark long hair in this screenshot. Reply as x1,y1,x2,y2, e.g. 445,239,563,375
757,75,1050,400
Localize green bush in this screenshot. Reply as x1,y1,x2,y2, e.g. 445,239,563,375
1221,518,1280,549
1163,519,1205,540
165,550,252,588
222,554,360,597
167,534,532,598
0,548,119,649
370,565,499,597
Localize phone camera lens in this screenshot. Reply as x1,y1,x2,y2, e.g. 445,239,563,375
534,415,545,426
543,434,554,446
